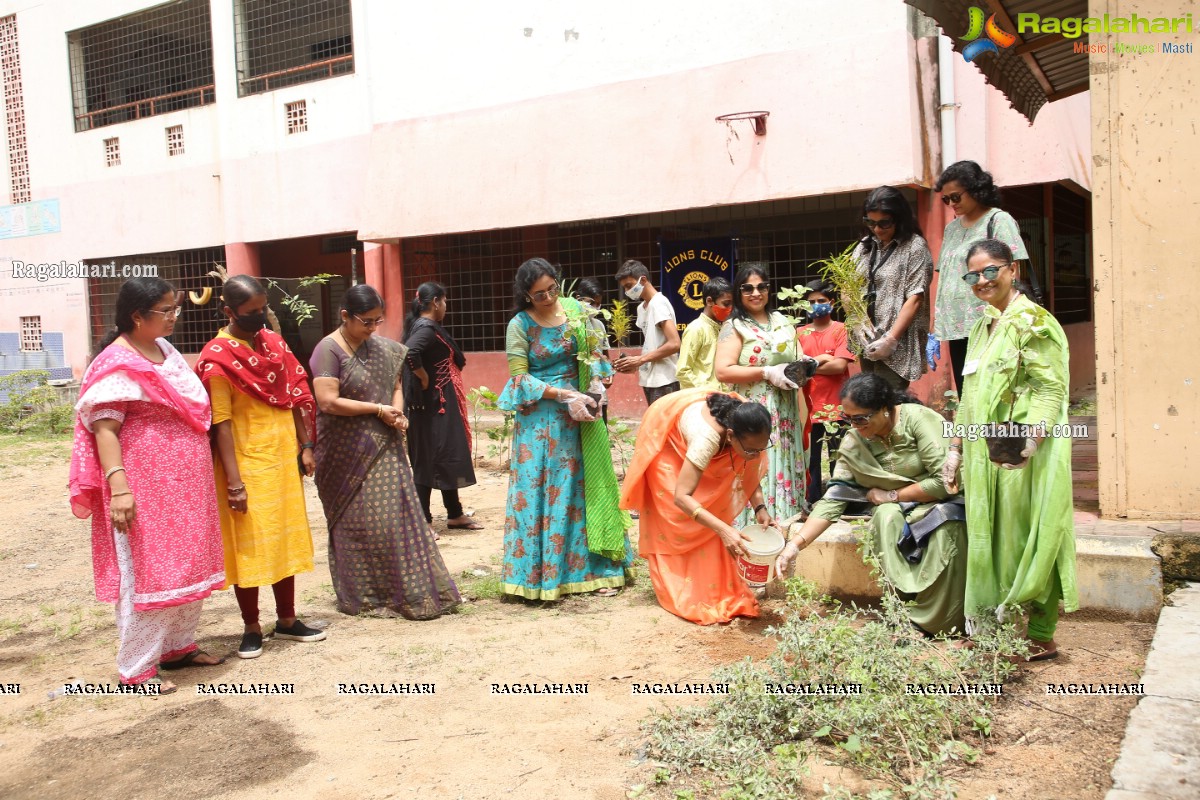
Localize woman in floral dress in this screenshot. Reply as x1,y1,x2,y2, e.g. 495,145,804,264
497,258,631,600
715,262,814,522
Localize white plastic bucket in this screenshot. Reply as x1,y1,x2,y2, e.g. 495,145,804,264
736,524,785,588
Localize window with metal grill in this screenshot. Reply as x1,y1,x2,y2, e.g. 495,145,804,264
19,315,41,351
104,137,120,166
234,0,354,97
86,247,226,354
402,193,874,353
68,0,215,133
285,99,307,133
166,124,184,156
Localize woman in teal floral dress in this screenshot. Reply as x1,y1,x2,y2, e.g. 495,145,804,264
497,259,631,600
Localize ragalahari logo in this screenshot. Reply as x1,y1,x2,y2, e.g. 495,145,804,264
961,7,1018,61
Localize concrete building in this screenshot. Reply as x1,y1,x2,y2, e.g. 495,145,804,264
0,0,1091,417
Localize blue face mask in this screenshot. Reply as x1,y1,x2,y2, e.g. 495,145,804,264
810,302,833,318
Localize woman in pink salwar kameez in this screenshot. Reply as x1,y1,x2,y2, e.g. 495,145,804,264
69,277,225,693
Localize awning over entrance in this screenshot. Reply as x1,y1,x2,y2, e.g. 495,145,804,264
905,0,1089,122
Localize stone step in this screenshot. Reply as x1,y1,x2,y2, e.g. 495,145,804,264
788,522,1162,620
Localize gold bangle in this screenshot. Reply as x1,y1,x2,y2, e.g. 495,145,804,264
691,506,705,520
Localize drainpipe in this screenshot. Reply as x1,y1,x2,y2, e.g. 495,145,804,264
938,34,957,171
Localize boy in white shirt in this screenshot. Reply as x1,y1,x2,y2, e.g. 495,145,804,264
613,259,680,405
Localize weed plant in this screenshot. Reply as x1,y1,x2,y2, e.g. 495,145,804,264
643,524,1028,800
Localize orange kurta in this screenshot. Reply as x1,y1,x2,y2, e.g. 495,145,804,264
620,389,766,625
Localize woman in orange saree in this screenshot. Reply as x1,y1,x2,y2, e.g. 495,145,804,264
620,389,776,624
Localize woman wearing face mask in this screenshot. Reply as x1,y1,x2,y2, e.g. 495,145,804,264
310,284,460,619
796,280,855,503
715,262,816,522
776,374,967,637
70,277,225,693
932,161,1029,396
943,240,1076,660
195,275,325,658
851,186,933,391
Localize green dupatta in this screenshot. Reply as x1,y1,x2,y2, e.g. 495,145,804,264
563,297,631,561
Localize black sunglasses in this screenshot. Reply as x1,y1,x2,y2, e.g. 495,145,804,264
862,217,895,230
941,192,964,205
962,265,1006,285
740,282,770,295
839,410,877,427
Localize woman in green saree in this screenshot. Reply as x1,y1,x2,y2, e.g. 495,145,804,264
942,239,1077,660
776,374,967,637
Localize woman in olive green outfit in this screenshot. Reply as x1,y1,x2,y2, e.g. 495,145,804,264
777,374,966,637
943,239,1077,660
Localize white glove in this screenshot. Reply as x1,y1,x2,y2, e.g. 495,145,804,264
775,540,801,577
941,449,962,491
998,438,1038,470
556,389,597,422
761,364,799,390
864,334,898,362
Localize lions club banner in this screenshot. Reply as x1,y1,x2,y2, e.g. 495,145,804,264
658,237,736,329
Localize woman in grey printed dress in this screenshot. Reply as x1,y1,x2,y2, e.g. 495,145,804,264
851,186,933,391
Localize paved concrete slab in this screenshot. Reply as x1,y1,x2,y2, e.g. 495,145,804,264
1107,584,1200,800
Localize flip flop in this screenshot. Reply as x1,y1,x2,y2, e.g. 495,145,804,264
448,519,485,530
1026,647,1059,662
159,650,226,671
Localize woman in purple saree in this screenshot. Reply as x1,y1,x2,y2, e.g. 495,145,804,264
310,285,459,619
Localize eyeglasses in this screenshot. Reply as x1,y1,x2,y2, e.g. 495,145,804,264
862,217,895,230
147,306,183,320
530,285,561,303
353,314,385,328
940,192,964,205
740,282,770,295
961,265,1006,285
734,434,768,457
839,410,878,427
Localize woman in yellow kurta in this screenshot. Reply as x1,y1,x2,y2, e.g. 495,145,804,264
620,388,774,624
195,275,326,659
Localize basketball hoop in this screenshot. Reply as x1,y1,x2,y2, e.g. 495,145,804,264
714,110,769,136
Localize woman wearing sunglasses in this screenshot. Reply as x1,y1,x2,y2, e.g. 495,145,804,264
496,258,631,600
932,161,1029,395
310,285,460,619
851,186,933,391
942,240,1076,661
620,389,773,624
714,262,814,523
776,373,968,637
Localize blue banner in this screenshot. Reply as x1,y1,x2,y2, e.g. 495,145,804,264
657,237,736,329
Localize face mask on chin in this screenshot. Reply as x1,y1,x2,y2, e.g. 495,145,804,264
625,280,645,301
710,304,732,322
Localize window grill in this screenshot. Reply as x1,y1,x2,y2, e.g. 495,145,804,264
86,246,226,353
285,99,307,134
68,0,215,133
234,0,354,97
19,315,41,351
403,193,873,353
166,124,184,156
104,136,120,166
0,14,31,204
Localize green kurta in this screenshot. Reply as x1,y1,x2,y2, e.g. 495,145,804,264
811,403,967,636
957,294,1077,637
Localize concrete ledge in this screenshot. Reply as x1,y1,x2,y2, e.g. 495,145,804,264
788,522,1162,619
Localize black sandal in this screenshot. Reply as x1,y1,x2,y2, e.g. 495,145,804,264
159,650,226,670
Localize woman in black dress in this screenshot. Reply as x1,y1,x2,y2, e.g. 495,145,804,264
403,282,483,530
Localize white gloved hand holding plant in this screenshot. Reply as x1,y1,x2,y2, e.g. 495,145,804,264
761,364,799,390
864,333,899,362
555,389,598,422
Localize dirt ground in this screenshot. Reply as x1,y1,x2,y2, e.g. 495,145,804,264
0,436,1156,800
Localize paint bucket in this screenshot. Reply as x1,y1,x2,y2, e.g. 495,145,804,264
736,524,786,589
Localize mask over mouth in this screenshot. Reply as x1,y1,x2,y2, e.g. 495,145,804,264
235,311,268,334
809,303,833,318
624,280,645,301
711,305,732,322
